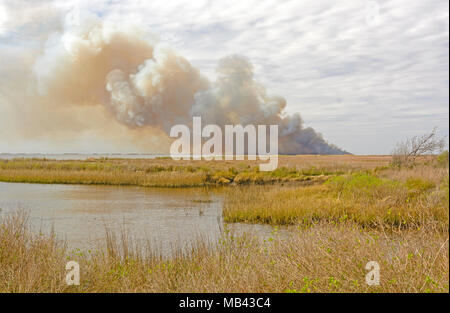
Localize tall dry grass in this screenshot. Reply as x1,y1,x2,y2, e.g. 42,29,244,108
0,156,394,187
0,155,447,292
223,166,449,229
0,212,447,292
0,168,207,187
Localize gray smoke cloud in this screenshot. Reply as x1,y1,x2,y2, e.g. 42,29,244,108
3,16,348,155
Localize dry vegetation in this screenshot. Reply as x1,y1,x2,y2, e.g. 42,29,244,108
0,212,447,293
0,155,392,187
223,166,449,229
0,154,448,292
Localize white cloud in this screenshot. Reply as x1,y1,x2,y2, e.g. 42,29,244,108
0,2,8,35
0,0,448,154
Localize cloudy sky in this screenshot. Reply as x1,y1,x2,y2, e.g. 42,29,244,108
0,0,448,154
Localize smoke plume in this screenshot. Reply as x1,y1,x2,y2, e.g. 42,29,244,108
1,16,348,155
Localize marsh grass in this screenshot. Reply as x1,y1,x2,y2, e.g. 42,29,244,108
223,168,449,229
0,168,208,187
0,212,448,293
0,155,447,292
0,155,394,187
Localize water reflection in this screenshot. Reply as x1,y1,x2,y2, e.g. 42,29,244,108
0,182,280,256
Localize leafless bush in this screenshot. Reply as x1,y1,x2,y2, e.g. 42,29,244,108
392,128,446,167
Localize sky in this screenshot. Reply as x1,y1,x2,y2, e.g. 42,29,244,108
0,0,448,155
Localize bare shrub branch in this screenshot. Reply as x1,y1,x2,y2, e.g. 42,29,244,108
392,128,446,167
